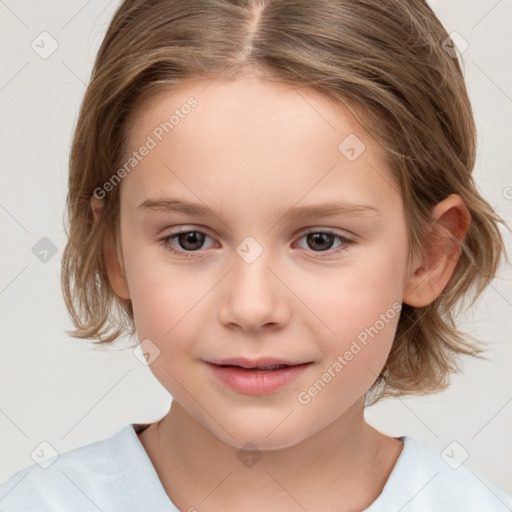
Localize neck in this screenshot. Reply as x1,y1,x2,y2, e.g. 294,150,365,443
141,399,402,511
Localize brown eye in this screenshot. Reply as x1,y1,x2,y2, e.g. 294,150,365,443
305,232,336,252
174,231,206,251
159,229,215,258
295,230,354,257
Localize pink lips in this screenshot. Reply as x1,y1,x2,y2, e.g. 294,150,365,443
205,357,312,395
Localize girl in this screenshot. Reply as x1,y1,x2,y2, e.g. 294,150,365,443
1,0,511,510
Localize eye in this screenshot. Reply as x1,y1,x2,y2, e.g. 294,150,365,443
158,228,354,259
295,230,354,257
159,229,215,258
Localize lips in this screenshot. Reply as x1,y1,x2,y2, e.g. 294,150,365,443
205,358,312,395
208,357,308,369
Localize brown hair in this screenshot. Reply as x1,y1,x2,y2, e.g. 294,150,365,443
61,0,505,403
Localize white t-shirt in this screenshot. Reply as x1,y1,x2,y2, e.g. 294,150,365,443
1,423,511,511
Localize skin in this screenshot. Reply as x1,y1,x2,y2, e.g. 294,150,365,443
91,70,470,511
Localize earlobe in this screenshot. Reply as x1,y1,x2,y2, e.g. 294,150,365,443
403,194,471,307
90,195,131,300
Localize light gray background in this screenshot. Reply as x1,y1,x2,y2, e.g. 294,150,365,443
1,0,511,494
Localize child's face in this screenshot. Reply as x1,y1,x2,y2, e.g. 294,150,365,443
117,72,411,449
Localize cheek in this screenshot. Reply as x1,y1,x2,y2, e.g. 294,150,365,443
121,236,205,341
294,238,407,396
301,243,406,340
129,271,205,343
296,301,401,415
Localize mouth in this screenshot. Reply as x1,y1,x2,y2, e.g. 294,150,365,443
207,357,311,369
212,362,307,373
205,358,313,395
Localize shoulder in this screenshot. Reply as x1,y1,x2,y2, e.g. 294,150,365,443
0,424,151,511
366,436,512,512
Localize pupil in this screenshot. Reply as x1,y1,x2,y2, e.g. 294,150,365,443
308,233,333,251
180,232,204,250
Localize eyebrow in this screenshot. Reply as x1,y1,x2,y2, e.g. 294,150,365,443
138,198,381,222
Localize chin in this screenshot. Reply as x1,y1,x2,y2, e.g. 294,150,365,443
207,415,314,452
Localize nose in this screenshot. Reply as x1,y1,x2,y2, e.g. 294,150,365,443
218,249,289,333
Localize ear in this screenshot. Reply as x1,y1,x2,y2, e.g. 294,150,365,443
90,196,131,300
403,194,471,307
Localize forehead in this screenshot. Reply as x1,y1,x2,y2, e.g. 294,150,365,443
128,72,372,153
121,73,400,217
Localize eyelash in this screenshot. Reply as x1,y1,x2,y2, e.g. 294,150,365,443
158,228,355,259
